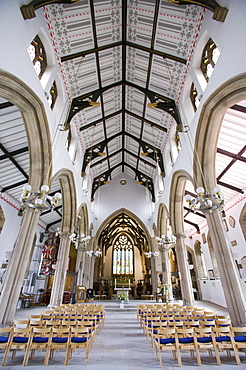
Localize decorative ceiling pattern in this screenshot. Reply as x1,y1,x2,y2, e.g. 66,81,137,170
44,0,203,201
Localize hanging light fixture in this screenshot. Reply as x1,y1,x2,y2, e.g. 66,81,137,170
21,184,62,211
70,233,91,249
145,251,160,258
184,185,224,213
156,235,176,245
86,249,102,258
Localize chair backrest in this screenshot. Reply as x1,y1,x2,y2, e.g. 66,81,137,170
13,319,30,328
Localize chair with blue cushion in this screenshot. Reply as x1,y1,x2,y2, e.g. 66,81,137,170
66,327,91,365
45,327,70,365
211,326,240,365
193,326,221,365
230,326,246,366
175,327,199,367
23,326,52,366
0,327,13,366
153,327,180,367
2,327,32,366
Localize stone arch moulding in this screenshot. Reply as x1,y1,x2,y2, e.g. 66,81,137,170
0,69,52,190
169,170,194,234
239,203,246,241
77,203,89,235
194,72,246,190
52,169,77,233
156,203,169,237
94,208,153,251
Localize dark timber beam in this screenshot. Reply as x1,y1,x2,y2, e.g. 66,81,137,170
20,0,81,19
165,1,228,22
91,162,155,202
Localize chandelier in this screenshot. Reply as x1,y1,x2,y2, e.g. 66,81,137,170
184,185,224,213
145,251,159,258
86,249,102,258
21,184,62,211
70,233,91,249
156,235,176,245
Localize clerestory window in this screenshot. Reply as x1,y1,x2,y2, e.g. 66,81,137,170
27,35,47,79
200,38,220,82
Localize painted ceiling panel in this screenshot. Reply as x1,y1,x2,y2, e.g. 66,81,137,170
94,1,122,47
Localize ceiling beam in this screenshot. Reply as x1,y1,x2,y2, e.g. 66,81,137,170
0,143,28,179
0,146,29,160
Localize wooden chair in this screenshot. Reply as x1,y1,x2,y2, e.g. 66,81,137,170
66,327,91,365
230,326,246,366
199,319,216,328
211,326,240,365
45,327,70,366
23,326,52,366
153,327,180,367
193,326,220,366
175,327,199,367
215,318,231,327
0,326,13,366
2,327,32,366
13,319,30,328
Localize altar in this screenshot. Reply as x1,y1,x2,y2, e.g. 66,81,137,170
114,287,132,302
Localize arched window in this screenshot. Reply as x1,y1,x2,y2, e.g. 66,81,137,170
0,205,5,233
200,38,220,82
47,80,57,110
112,234,134,275
27,35,47,79
190,82,200,111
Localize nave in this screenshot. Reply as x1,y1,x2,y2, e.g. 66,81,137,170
4,299,243,370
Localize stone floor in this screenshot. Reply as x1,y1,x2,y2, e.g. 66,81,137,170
2,299,245,369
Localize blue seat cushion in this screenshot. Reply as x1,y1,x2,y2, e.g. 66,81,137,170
52,337,68,343
234,336,246,342
179,337,194,344
71,337,88,343
33,337,49,343
197,336,212,343
215,336,230,342
13,337,28,343
0,336,8,343
155,338,175,345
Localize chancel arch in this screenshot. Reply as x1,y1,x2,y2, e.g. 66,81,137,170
93,208,153,298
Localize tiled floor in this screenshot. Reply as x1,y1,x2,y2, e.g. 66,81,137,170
2,299,245,369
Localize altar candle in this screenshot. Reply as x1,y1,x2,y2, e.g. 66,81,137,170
115,279,116,288
129,279,130,288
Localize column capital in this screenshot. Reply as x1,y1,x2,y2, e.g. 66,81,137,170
174,232,186,240
159,244,172,252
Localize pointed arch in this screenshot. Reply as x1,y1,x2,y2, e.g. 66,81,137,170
77,203,89,235
52,169,77,233
194,73,246,190
169,170,194,234
156,203,169,237
0,69,52,189
239,203,246,241
94,208,152,249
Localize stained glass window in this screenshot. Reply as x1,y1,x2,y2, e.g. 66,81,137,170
47,81,57,110
190,83,200,111
200,38,220,82
112,235,133,275
27,35,47,79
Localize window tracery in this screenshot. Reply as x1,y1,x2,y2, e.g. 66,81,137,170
112,234,133,275
27,35,47,79
200,38,220,82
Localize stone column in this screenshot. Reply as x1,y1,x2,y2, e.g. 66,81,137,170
0,207,40,325
159,245,173,301
205,209,246,326
75,245,86,286
49,232,71,307
174,233,194,306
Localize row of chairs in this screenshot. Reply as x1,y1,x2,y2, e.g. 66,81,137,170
137,303,246,367
0,325,92,366
0,303,105,366
152,325,246,367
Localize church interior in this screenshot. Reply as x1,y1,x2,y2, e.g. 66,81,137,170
0,0,246,368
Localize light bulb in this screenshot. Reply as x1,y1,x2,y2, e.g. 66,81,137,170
214,186,222,193
184,194,192,201
55,192,62,200
41,185,49,193
196,187,205,195
23,184,32,192
35,198,42,206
